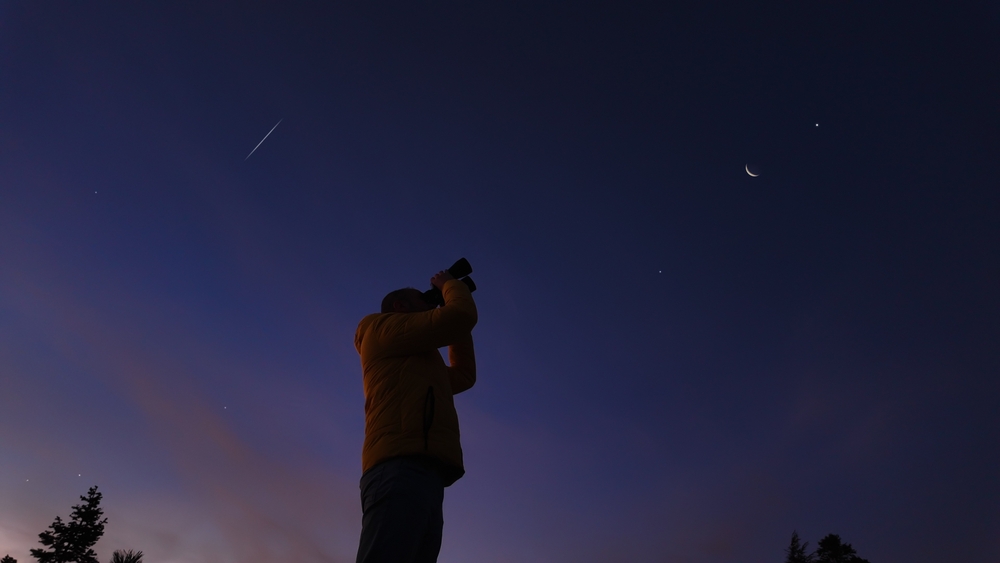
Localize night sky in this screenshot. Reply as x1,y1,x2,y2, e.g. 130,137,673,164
2,3,999,562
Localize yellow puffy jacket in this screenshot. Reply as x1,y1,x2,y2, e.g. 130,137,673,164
354,279,478,486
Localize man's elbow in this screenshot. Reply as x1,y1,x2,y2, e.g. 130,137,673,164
450,368,476,394
456,308,478,332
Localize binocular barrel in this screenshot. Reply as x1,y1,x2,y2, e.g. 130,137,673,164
422,258,476,306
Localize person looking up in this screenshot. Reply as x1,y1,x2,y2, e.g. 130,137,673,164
353,269,478,563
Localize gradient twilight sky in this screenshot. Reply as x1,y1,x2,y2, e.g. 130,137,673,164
1,3,999,562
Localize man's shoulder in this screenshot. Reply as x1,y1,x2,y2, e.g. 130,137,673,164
356,311,413,342
355,313,385,353
358,312,382,327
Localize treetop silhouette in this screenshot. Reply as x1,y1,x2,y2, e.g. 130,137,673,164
109,550,143,563
784,530,814,563
785,531,872,563
815,534,871,563
29,486,107,563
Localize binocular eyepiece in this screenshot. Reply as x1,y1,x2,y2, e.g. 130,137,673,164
422,258,477,307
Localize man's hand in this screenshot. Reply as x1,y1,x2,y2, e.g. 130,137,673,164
431,270,455,290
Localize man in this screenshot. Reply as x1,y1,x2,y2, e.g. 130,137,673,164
353,269,478,563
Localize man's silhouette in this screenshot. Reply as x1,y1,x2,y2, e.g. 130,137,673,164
354,270,478,563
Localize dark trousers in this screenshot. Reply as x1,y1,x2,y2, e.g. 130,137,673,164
356,456,445,563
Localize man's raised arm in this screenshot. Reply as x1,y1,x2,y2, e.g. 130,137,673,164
374,277,477,355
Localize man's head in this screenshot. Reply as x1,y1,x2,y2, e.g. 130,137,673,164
381,288,434,313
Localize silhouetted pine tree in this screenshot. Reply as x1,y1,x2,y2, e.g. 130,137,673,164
785,531,814,563
2,555,18,563
814,534,871,563
30,486,107,563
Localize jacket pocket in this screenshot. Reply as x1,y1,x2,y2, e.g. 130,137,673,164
422,386,435,450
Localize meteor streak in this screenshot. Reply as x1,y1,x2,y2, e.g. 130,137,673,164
245,119,282,160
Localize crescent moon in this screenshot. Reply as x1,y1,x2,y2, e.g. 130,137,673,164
745,164,758,177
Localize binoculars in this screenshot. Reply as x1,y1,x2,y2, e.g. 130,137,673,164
421,258,477,307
